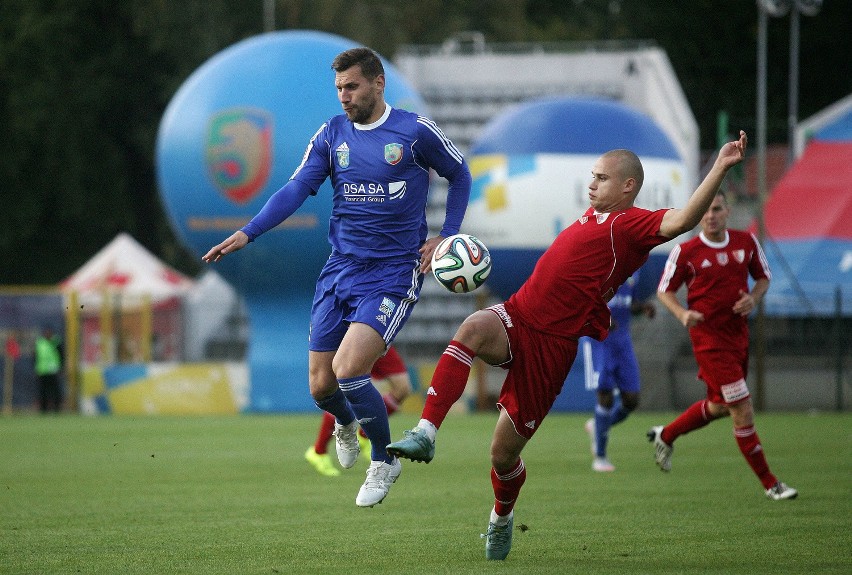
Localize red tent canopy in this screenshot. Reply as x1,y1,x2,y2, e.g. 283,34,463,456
759,141,852,240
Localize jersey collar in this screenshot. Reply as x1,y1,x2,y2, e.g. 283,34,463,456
354,104,392,131
698,230,729,248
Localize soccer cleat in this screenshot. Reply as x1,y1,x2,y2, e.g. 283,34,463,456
584,418,597,456
333,421,360,469
647,426,673,472
765,481,798,501
304,447,341,477
484,515,514,560
355,457,402,507
592,456,615,472
386,427,435,463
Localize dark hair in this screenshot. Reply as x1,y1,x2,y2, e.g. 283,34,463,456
331,47,384,80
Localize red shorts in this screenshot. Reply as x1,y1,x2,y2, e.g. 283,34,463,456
371,346,406,379
695,347,750,405
487,302,578,439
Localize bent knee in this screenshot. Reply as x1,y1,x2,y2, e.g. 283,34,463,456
621,393,640,411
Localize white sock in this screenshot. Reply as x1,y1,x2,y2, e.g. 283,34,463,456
417,419,438,442
490,508,513,526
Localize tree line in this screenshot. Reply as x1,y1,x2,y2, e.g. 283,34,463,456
1,0,848,284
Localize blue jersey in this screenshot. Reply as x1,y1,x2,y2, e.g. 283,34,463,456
582,272,642,393
607,272,638,333
291,105,468,260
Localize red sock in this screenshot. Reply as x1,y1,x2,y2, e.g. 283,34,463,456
735,425,777,489
314,411,336,454
661,400,714,444
382,393,399,416
491,459,526,517
421,340,475,429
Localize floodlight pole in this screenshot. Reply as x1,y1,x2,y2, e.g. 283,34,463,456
755,3,770,411
787,5,800,166
787,1,822,164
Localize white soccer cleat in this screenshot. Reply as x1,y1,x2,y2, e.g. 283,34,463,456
355,458,402,507
765,481,798,501
647,425,673,472
333,421,360,469
592,456,615,472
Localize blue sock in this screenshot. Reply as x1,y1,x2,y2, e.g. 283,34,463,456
315,388,356,426
594,403,611,458
338,375,392,463
610,403,631,426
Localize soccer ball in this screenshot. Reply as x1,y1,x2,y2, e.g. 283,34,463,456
431,234,492,293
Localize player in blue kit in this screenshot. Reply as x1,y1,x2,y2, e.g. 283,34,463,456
581,271,655,472
203,47,471,507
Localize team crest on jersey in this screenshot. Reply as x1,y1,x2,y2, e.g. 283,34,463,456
379,297,396,316
205,108,272,205
336,143,350,168
733,249,745,263
384,143,403,165
717,252,729,266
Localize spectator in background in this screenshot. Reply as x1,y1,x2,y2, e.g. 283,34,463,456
34,326,63,412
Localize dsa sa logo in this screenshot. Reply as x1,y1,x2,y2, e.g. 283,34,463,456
206,108,272,204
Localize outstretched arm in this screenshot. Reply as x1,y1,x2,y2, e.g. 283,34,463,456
659,130,747,239
201,179,313,263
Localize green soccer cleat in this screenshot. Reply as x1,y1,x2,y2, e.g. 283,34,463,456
304,447,341,477
484,515,514,560
386,427,435,463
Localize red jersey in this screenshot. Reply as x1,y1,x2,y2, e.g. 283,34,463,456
508,206,669,341
658,229,770,352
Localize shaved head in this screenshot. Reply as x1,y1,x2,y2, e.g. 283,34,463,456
601,149,644,193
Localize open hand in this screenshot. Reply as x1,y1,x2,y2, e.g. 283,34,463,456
202,231,249,263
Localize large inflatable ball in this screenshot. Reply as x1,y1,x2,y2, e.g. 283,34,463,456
465,97,688,300
155,31,424,411
156,30,424,297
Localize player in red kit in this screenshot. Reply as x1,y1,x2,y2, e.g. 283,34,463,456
388,132,749,560
650,191,797,501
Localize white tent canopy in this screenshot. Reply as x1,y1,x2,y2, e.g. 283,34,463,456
61,232,195,307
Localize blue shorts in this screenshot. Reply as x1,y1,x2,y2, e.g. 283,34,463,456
309,253,423,352
581,329,641,394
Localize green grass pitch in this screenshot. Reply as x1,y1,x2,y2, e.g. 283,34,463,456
1,411,849,574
